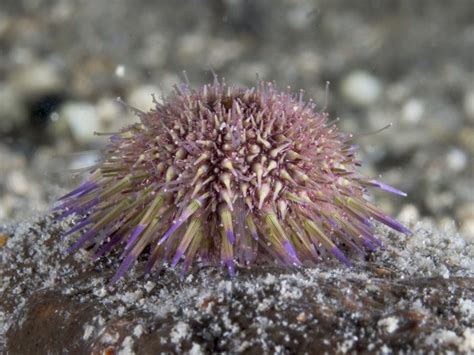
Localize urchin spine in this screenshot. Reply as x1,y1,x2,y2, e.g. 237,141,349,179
55,79,410,283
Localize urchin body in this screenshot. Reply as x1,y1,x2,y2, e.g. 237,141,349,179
56,79,409,283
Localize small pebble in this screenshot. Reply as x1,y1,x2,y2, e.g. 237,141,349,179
60,102,101,145
402,99,425,125
207,38,244,68
445,148,468,173
115,65,126,78
341,70,381,106
0,233,8,248
287,5,314,29
177,33,207,64
296,312,307,322
460,219,474,242
398,204,420,224
377,316,399,334
6,171,29,195
295,50,322,76
127,85,160,112
96,97,130,131
11,61,63,98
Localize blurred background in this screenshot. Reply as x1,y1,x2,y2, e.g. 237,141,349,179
0,0,472,239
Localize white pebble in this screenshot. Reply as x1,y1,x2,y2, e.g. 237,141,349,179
83,324,95,340
12,61,62,98
460,219,474,242
127,85,160,112
189,342,204,355
6,171,29,195
61,102,100,144
402,99,424,124
115,65,126,78
144,281,155,293
96,97,124,126
118,336,135,355
170,321,190,344
341,70,381,106
398,204,420,223
445,148,467,173
133,324,144,338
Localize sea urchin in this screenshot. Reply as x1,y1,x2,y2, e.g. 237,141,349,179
55,78,410,284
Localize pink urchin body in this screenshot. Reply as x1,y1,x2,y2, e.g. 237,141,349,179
55,79,410,284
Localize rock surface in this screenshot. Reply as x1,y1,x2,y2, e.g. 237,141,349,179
1,214,473,353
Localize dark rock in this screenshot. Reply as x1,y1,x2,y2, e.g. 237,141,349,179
1,215,473,353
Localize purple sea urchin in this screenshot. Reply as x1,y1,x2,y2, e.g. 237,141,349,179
55,79,410,283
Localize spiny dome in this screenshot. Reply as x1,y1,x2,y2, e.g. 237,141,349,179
56,79,410,284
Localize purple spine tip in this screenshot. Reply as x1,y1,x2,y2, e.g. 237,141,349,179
67,229,95,253
59,181,91,201
121,224,146,258
384,216,412,235
57,197,100,220
362,238,377,252
62,218,92,238
129,225,146,245
371,211,411,236
224,259,235,277
226,230,235,244
158,220,182,245
144,258,155,275
93,232,123,260
110,254,136,285
331,247,352,267
370,180,407,197
283,240,301,265
171,248,185,267
58,180,97,201
373,237,384,249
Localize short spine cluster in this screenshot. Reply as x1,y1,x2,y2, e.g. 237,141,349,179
55,79,410,283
